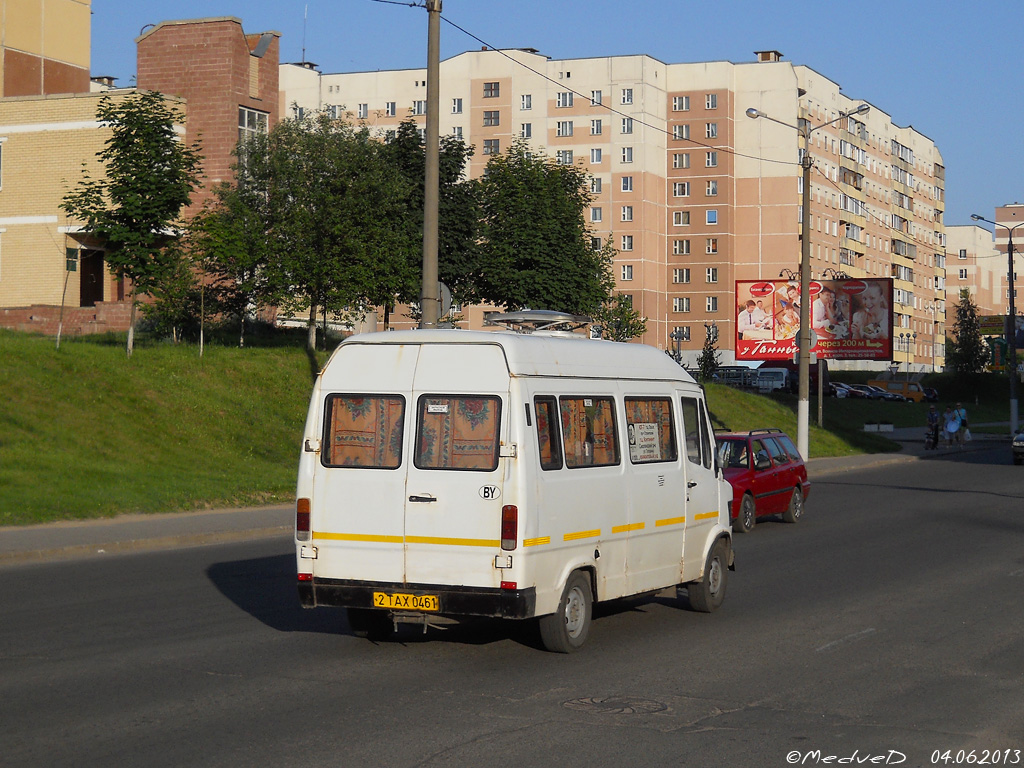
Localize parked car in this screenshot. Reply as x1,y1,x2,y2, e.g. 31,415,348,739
867,379,926,402
848,384,906,401
716,428,811,533
1012,431,1024,466
832,382,853,398
923,387,939,402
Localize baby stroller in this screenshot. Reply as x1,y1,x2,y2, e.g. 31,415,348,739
924,423,939,450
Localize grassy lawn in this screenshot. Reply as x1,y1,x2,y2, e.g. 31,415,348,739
0,328,1015,526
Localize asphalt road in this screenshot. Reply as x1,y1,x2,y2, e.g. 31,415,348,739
2,444,1022,768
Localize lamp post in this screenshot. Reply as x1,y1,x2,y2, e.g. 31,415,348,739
971,213,1021,434
747,102,870,459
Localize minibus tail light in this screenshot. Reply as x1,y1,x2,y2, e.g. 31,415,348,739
501,505,517,551
296,497,311,542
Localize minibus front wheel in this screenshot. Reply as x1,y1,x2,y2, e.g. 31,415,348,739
539,571,593,653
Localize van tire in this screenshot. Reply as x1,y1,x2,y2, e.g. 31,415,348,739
783,486,804,523
539,571,592,653
346,607,393,640
687,538,729,613
734,494,756,533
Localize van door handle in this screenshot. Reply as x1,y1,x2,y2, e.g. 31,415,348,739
409,494,437,503
687,481,697,489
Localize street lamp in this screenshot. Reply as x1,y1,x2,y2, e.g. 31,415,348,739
747,102,870,459
971,213,1021,433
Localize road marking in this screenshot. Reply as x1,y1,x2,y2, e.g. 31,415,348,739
816,627,876,652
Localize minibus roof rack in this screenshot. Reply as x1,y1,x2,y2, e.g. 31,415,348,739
484,310,593,335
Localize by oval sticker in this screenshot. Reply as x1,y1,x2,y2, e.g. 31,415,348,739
479,485,501,500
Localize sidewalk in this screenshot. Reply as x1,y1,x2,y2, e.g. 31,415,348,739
0,427,1010,567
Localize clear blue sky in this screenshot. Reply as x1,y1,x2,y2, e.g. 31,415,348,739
92,0,1021,232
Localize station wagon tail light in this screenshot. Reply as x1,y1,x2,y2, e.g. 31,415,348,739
501,504,518,551
296,497,311,542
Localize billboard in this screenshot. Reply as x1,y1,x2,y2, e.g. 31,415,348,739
735,278,894,361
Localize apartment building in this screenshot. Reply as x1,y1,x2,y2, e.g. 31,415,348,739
280,48,947,369
0,0,91,97
946,224,1002,315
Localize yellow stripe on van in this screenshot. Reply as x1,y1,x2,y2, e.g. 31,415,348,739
655,516,686,527
313,532,404,544
693,511,720,521
612,522,645,534
523,536,551,547
405,535,500,548
563,528,601,542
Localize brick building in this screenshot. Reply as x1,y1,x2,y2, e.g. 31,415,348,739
0,0,91,98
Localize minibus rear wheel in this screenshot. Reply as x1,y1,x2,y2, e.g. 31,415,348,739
539,571,592,653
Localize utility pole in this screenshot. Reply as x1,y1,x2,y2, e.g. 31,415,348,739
419,0,442,329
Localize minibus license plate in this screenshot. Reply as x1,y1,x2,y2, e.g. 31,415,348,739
373,591,439,612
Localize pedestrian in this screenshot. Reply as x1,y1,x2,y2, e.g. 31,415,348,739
942,405,959,448
926,405,940,450
954,401,969,448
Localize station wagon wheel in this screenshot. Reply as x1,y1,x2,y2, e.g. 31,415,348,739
734,494,756,534
687,538,729,613
783,486,804,523
539,571,592,653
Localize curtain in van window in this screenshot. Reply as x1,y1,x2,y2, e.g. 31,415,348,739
625,398,677,463
415,396,501,470
324,395,405,468
535,397,562,470
560,397,618,468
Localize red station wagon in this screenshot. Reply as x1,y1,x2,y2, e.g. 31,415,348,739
716,429,811,533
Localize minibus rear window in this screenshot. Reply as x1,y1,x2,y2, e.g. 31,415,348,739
322,394,405,469
625,397,677,464
414,396,501,471
559,396,619,468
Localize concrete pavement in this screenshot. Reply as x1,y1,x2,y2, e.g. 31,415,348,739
0,426,1011,567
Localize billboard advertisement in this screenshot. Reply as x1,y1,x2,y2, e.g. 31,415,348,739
735,278,894,361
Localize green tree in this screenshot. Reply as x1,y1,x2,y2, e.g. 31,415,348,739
139,242,201,343
61,90,203,357
476,141,615,314
945,288,989,374
697,324,721,382
591,293,647,341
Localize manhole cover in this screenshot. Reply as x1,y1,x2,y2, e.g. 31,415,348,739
563,696,668,715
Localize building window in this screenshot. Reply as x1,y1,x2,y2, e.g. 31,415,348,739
591,119,603,135
521,123,532,138
385,102,396,117
620,176,633,193
706,296,719,312
591,236,603,251
706,180,718,196
958,268,968,279
621,264,634,282
483,139,500,155
673,153,690,169
706,267,718,283
672,95,690,112
591,90,602,106
621,206,633,222
673,182,690,197
706,238,718,254
413,100,427,115
621,147,633,163
672,124,690,141
706,210,718,225
621,117,633,134
556,150,574,165
521,94,532,110
484,82,499,98
959,249,967,259
452,126,463,138
705,151,718,167
674,297,691,313
591,177,602,194
590,148,602,164
557,120,573,137
673,211,690,226
673,325,691,341
673,240,691,256
238,106,269,146
621,88,633,105
673,268,691,284
622,232,634,253
452,98,463,114
357,103,368,119
705,93,718,109
591,207,603,223
484,110,500,126
557,91,574,108
705,122,717,139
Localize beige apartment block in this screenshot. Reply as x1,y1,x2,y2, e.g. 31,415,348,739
946,224,1002,318
280,48,947,369
994,204,1024,318
0,90,185,327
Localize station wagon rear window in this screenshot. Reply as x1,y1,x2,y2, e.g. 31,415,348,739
625,397,677,464
414,396,501,471
322,394,405,469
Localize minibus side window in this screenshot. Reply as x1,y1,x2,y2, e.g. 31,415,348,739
625,397,677,464
414,395,501,471
680,396,702,466
322,394,405,469
534,396,563,470
559,396,619,468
